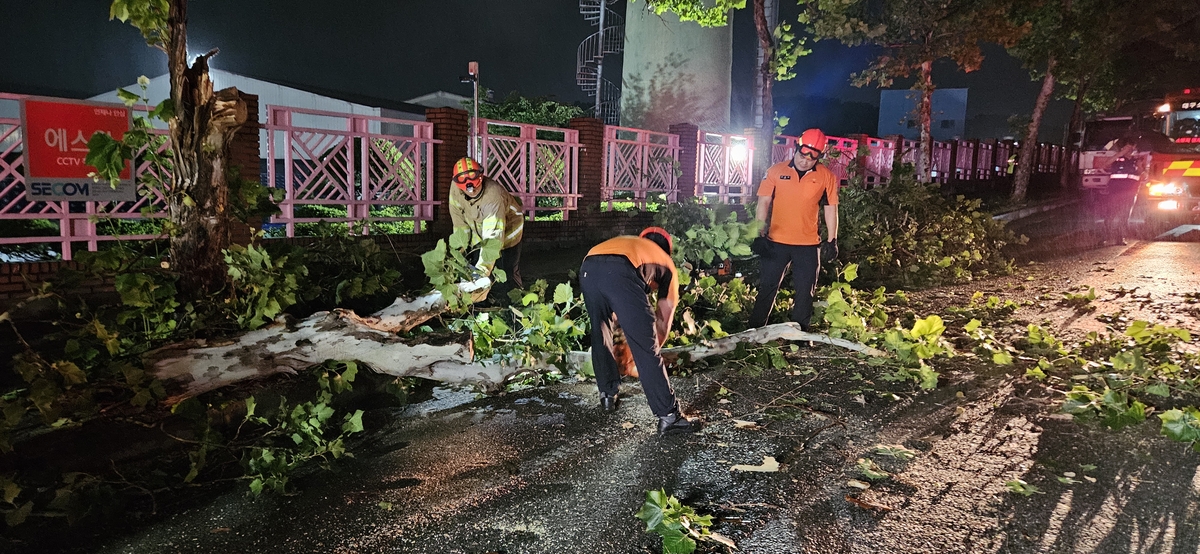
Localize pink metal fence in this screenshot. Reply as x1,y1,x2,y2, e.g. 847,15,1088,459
696,131,754,204
0,93,170,261
861,137,895,186
477,119,580,219
602,126,680,210
266,106,439,235
771,135,858,183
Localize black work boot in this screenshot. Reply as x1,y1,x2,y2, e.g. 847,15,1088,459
657,411,697,436
600,393,619,412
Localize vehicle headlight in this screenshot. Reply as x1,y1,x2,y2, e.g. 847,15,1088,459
1082,168,1104,175
1147,182,1184,196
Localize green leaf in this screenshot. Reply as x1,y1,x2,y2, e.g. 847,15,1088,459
661,530,697,554
993,351,1014,366
1144,383,1170,397
342,410,365,434
964,319,981,333
52,361,88,385
249,478,264,496
244,396,257,418
116,87,141,107
5,501,33,527
635,489,667,531
842,263,858,282
1159,408,1200,444
1005,479,1042,496
553,283,573,305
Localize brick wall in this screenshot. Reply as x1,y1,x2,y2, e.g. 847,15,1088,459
426,107,469,236
569,117,605,218
669,123,699,201
0,261,115,311
230,92,261,246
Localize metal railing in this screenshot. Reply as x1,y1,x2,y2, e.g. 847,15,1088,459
602,126,680,210
477,119,581,219
265,106,440,236
696,132,754,204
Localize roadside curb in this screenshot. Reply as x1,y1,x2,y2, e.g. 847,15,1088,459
992,199,1080,222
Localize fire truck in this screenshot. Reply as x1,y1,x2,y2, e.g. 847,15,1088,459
1078,89,1200,224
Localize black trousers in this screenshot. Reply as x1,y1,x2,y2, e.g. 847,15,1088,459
749,241,820,329
580,255,679,417
492,243,523,301
1099,182,1138,242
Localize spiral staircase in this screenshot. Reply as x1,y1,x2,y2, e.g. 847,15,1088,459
577,0,623,125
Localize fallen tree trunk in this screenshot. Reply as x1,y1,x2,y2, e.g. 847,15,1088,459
149,281,885,403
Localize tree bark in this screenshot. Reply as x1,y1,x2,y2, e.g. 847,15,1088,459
1012,56,1057,203
753,0,775,181
1060,78,1089,190
166,0,247,296
146,290,886,403
916,60,934,183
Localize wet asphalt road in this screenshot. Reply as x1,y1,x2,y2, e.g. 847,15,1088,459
18,235,1200,554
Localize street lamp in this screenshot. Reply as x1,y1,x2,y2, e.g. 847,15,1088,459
460,61,480,160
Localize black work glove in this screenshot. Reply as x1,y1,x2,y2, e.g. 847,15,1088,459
821,238,838,262
751,236,772,257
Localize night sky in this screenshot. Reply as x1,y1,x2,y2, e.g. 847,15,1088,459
2,0,1081,140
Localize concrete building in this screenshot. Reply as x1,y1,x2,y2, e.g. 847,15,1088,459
620,5,733,132
877,88,968,142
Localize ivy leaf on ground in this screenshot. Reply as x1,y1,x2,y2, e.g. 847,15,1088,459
1005,479,1043,496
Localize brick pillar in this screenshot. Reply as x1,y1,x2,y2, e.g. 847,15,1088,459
569,117,605,217
230,92,261,246
669,123,699,201
426,107,470,235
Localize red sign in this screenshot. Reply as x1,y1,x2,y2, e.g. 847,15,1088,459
22,98,131,181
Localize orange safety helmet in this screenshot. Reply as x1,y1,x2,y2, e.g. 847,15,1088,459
797,128,827,160
639,226,673,254
452,157,484,194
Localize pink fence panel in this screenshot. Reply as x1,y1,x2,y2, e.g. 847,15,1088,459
930,141,953,183
975,142,995,179
824,136,858,184
266,106,439,236
602,126,680,210
696,131,754,204
0,93,171,261
861,137,895,186
478,119,580,219
952,140,976,181
771,135,796,165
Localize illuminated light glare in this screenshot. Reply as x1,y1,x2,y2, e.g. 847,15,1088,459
729,144,749,162
1159,200,1180,210
1148,182,1184,196
1158,103,1172,113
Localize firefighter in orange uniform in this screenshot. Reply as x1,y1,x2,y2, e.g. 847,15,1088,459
580,227,696,436
749,128,840,330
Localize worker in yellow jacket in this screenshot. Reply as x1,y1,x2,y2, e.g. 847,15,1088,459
448,157,525,300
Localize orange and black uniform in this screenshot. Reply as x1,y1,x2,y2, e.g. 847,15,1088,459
581,236,680,417
749,160,839,329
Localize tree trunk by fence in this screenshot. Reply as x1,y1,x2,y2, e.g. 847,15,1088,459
916,60,934,183
166,0,248,296
753,0,775,183
1012,57,1057,203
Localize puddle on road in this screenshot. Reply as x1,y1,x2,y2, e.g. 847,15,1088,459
399,386,479,417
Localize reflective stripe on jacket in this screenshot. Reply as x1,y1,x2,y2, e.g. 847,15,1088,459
448,177,525,250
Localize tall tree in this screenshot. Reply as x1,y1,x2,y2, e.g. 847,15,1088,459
637,0,808,179
1008,0,1200,200
96,0,248,296
801,0,1025,182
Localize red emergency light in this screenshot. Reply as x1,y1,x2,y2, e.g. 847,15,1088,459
1186,89,1192,94
1177,137,1200,143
